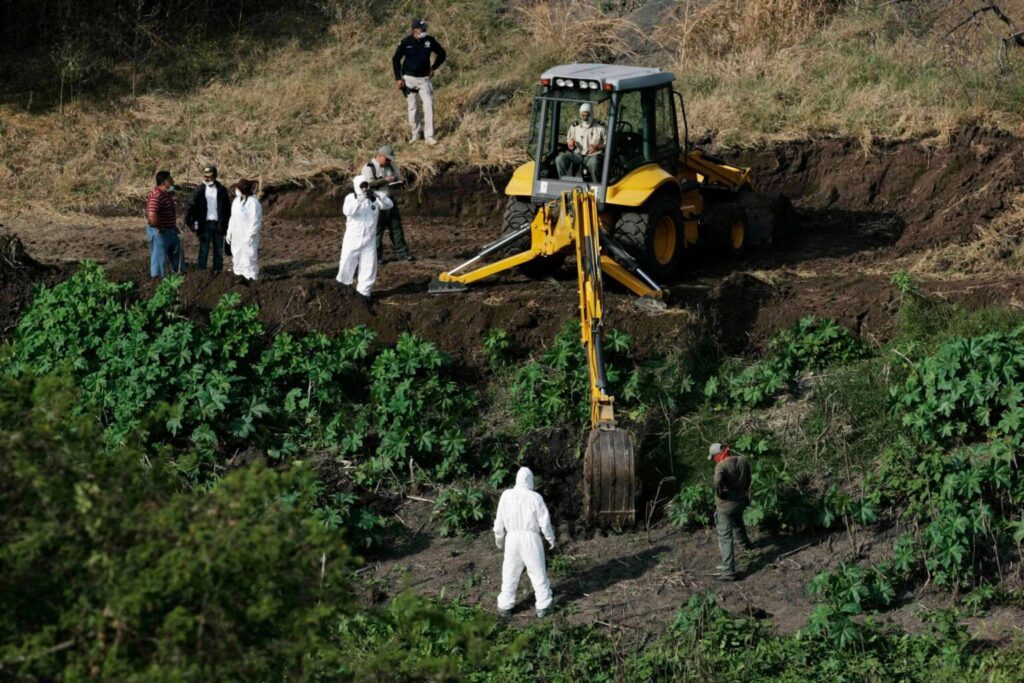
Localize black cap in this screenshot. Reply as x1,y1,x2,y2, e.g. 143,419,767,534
411,18,426,30
202,164,218,177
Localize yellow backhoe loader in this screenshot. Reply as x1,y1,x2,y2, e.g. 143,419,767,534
429,64,789,524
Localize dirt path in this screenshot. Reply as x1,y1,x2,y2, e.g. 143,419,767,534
355,505,1024,640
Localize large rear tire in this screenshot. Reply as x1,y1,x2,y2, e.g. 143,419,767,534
502,197,565,278
614,197,686,282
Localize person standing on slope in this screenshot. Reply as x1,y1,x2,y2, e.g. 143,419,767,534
393,18,446,145
709,442,752,581
185,164,232,273
493,467,556,619
362,144,414,262
336,175,392,308
226,178,262,281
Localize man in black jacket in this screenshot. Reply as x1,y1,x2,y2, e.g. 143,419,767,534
393,18,446,145
185,164,232,273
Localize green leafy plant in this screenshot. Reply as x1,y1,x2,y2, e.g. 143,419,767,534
433,487,489,537
668,485,714,529
483,327,514,369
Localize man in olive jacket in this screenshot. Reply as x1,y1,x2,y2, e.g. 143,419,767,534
710,442,751,581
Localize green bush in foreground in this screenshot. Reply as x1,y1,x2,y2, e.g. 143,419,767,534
3,263,477,488
0,375,353,681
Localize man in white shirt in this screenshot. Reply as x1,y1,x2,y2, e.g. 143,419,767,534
185,164,232,273
555,103,607,180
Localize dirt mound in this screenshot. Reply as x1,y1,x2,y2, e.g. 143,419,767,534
734,127,1024,251
11,126,1024,355
263,166,512,221
0,233,57,336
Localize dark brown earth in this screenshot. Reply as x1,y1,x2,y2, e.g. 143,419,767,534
8,127,1024,356
358,497,1024,641
4,127,1024,639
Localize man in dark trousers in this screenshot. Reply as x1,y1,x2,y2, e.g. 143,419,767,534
185,164,232,273
393,18,446,145
362,145,413,262
709,443,752,581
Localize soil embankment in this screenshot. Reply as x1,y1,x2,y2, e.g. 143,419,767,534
8,127,1024,355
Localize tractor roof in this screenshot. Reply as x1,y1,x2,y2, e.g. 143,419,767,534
540,64,675,90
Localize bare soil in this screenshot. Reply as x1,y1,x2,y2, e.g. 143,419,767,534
4,127,1024,636
358,501,1024,641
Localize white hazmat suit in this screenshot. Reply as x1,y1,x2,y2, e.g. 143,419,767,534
226,193,262,280
493,467,556,613
336,175,393,296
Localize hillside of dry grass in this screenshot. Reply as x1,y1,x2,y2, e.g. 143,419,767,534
2,0,1024,213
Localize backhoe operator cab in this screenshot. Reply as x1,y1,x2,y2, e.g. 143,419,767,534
531,65,677,193
504,64,772,281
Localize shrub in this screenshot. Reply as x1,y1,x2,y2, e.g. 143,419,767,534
434,487,490,537
0,374,353,680
668,485,715,529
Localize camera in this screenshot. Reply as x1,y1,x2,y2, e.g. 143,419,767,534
365,189,377,202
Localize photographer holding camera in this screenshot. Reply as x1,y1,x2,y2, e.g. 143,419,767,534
393,18,446,145
336,175,393,309
362,144,413,262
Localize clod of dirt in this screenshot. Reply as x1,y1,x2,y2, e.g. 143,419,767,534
733,127,1024,252
0,233,57,337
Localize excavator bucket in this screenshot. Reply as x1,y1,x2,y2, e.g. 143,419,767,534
583,427,636,527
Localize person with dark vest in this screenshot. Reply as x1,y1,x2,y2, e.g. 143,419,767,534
362,145,413,262
185,164,232,273
709,442,752,581
393,18,446,145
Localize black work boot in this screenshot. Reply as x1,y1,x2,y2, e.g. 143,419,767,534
359,293,375,313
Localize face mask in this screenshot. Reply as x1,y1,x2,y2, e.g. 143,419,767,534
167,184,176,193
204,180,214,187
235,189,242,199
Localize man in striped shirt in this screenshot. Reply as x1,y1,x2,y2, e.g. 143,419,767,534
146,170,183,277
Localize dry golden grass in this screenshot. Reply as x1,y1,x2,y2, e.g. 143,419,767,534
2,0,1024,211
912,192,1024,277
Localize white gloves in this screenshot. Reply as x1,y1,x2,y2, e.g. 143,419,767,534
495,536,504,550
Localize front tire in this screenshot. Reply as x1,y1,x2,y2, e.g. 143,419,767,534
614,197,686,281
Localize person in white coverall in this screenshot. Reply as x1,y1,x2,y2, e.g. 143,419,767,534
225,178,262,280
336,175,393,303
493,467,556,618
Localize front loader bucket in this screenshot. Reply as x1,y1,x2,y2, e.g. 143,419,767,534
583,427,636,527
428,278,468,294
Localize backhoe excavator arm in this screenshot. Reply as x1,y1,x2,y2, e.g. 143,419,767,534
430,189,639,526
571,188,616,430
570,189,637,527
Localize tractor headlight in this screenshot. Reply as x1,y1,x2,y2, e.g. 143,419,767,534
555,78,566,87
564,79,574,88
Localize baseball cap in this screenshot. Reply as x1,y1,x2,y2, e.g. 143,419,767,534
378,145,394,160
707,443,724,460
411,18,427,30
202,164,218,177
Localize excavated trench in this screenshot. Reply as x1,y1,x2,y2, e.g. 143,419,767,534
6,125,1024,363
6,126,1024,524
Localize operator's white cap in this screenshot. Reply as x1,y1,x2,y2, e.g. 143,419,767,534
579,102,593,115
